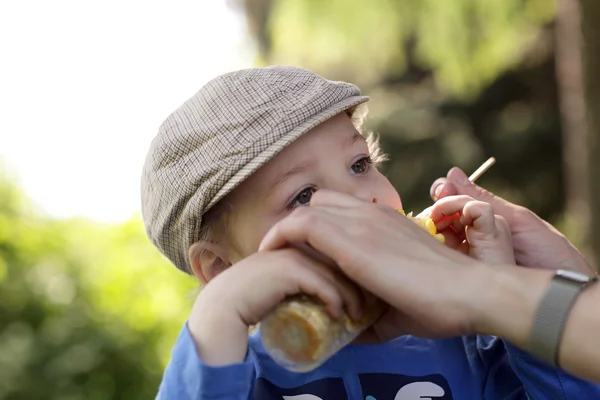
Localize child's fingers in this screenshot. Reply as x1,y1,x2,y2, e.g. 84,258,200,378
438,227,465,249
429,195,476,222
325,270,366,320
457,240,470,255
415,205,433,219
293,271,345,319
291,249,365,321
461,200,496,233
275,252,346,320
234,252,347,325
309,261,366,321
434,214,466,236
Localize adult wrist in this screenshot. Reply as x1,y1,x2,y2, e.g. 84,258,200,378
469,265,554,348
562,250,595,274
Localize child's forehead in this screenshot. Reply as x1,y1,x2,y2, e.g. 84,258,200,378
263,113,363,158
243,116,366,186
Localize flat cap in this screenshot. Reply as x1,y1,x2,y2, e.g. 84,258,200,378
141,65,369,272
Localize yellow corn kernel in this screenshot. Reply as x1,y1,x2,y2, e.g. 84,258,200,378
425,219,437,236
398,209,445,244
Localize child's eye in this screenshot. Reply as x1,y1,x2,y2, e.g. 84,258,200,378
351,156,373,174
288,187,316,209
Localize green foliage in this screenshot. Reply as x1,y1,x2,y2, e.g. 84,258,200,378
245,0,569,231
267,0,407,87
0,175,196,400
265,0,555,98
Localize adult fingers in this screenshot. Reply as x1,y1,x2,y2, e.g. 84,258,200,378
432,168,518,222
430,178,459,202
310,189,368,208
259,206,356,262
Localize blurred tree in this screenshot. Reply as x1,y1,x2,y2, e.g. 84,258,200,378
233,0,598,265
235,0,556,98
555,0,592,263
581,0,600,267
0,172,196,400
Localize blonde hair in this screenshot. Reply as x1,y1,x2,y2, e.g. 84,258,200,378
348,103,388,165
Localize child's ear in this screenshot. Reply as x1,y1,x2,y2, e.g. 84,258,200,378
188,241,231,285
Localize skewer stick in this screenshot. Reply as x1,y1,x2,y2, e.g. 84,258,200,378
415,157,496,219
468,157,496,183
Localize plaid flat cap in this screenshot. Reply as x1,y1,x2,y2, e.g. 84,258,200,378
141,65,370,273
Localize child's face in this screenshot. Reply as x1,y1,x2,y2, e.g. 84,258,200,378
224,112,402,261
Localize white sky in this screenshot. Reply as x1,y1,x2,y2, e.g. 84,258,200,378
0,1,254,223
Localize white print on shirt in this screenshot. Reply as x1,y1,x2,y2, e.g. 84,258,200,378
281,381,445,400
253,373,453,399
393,381,445,399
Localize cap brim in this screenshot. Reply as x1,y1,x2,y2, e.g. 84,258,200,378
206,95,370,211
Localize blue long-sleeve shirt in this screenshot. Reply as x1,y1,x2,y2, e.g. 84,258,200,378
157,322,600,399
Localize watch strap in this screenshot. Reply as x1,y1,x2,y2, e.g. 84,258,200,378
529,270,596,366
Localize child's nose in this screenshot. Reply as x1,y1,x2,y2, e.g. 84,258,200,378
331,178,378,204
350,187,378,204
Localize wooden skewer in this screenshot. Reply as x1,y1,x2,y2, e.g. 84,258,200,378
468,157,496,183
415,157,496,219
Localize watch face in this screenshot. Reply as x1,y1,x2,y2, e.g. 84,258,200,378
556,269,596,284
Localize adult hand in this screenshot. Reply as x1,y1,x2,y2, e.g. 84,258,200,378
259,190,489,340
429,167,594,274
259,191,600,384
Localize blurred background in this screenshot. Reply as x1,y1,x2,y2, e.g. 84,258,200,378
1,0,599,398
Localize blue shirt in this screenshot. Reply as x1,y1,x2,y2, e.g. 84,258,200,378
157,322,600,399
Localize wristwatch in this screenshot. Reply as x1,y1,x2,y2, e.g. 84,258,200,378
529,269,598,367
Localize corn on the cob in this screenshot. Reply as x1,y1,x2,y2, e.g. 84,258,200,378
398,209,445,243
260,208,444,372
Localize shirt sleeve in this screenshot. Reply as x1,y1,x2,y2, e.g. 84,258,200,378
156,322,256,400
474,335,600,399
504,341,600,400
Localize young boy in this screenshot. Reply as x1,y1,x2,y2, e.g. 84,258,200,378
141,66,600,399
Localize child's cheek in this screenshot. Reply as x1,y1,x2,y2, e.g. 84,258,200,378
228,217,271,260
249,218,282,255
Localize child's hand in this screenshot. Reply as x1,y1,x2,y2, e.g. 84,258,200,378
188,248,364,366
429,195,516,265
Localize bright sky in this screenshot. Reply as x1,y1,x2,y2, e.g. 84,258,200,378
0,1,254,223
